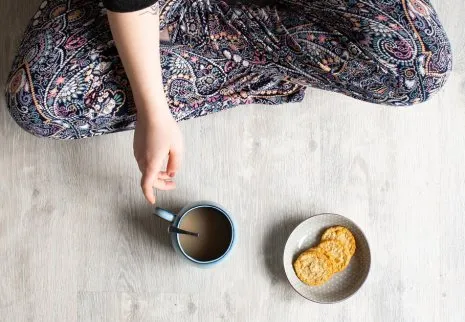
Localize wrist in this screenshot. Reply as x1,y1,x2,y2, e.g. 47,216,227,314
137,102,173,121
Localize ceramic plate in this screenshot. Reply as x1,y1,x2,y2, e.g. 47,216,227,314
283,213,371,303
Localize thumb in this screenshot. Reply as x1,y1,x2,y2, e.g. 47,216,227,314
167,146,181,176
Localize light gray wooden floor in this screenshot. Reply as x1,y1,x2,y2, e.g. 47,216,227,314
1,1,465,321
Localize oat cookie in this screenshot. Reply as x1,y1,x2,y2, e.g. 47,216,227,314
317,239,351,272
321,226,356,256
293,248,334,286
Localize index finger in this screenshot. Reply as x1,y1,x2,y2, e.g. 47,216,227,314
141,158,164,204
141,170,157,204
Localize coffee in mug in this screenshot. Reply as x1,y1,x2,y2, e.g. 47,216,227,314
178,207,232,261
153,201,236,267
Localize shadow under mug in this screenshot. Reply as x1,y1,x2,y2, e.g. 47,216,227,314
153,201,236,267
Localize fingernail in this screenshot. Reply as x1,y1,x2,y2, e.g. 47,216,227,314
169,172,175,177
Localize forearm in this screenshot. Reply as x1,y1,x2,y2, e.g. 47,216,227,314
107,5,169,118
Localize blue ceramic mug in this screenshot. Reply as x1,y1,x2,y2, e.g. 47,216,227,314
153,201,236,267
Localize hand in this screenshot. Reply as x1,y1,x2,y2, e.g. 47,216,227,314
133,106,183,204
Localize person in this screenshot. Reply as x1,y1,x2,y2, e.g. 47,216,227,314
5,0,452,203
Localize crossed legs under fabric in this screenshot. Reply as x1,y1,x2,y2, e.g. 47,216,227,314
5,0,452,139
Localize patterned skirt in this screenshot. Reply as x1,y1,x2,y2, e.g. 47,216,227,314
5,0,452,139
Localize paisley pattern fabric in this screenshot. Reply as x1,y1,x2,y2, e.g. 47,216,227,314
5,0,452,139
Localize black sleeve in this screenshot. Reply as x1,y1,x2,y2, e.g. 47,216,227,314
102,0,158,13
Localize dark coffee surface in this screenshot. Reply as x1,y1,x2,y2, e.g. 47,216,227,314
179,208,232,261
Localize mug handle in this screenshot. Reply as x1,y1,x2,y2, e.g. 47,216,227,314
153,207,175,222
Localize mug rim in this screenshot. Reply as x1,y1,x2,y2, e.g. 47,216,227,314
175,205,235,264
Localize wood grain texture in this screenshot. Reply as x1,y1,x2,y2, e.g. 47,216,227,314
77,292,198,321
1,1,465,321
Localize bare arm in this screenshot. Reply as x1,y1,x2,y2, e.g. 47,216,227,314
107,5,183,204
107,4,165,115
